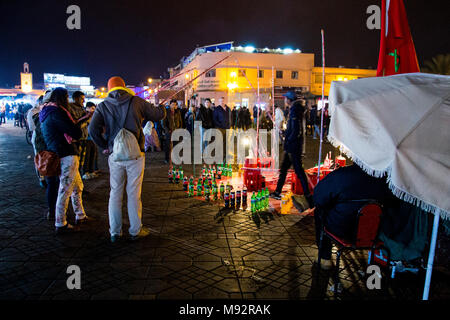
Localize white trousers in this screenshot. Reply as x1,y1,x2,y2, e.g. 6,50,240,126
55,155,86,227
108,154,145,236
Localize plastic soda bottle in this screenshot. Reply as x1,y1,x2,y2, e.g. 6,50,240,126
242,187,248,210
212,184,218,201
204,185,210,202
168,167,173,183
183,177,188,192
197,180,203,196
256,190,262,212
220,182,225,199
188,183,194,197
175,170,180,184
236,189,241,210
224,191,230,208
251,192,257,213
230,191,235,210
280,193,288,214
179,166,184,180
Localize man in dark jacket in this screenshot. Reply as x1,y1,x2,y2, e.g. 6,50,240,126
69,91,90,176
162,99,183,164
88,76,166,242
312,164,393,269
196,99,214,129
270,91,313,208
213,100,231,163
213,101,231,129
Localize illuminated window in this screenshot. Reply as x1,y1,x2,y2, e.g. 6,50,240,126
315,74,323,83
258,70,264,78
238,69,246,77
276,70,283,79
206,69,216,77
291,71,298,79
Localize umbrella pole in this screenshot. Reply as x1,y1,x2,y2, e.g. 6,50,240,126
317,29,326,184
423,209,440,300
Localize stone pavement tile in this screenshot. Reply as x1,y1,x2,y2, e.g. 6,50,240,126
157,287,192,299
213,278,241,293
143,279,172,295
0,287,28,300
0,247,30,262
193,286,230,299
91,288,129,300
254,285,291,299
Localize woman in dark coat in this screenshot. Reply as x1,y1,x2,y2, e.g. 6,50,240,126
40,88,89,233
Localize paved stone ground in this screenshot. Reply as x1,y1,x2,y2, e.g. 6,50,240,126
0,122,449,300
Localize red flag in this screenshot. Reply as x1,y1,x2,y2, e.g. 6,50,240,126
377,0,420,76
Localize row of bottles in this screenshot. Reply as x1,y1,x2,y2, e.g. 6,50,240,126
168,166,184,184
169,164,234,185
250,188,270,213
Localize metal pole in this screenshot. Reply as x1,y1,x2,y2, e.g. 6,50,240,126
423,209,441,300
256,66,260,160
317,29,326,184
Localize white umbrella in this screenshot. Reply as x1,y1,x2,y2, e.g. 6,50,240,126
327,72,450,300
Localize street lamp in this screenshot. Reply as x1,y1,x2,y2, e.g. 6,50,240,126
147,78,153,84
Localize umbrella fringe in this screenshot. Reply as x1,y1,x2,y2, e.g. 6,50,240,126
387,179,450,220
326,135,386,178
327,134,450,220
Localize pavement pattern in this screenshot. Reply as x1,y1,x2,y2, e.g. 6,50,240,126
1,122,449,300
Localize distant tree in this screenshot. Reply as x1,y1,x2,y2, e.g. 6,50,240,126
421,54,450,75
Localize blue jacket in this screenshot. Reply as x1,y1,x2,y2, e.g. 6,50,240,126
284,100,305,153
213,105,231,129
40,104,82,158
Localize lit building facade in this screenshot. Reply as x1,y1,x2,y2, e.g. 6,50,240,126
311,67,377,96
168,42,314,110
43,73,95,97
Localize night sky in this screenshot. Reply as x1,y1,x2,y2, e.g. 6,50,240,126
1,0,449,87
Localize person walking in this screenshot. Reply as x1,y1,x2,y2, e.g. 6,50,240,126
270,91,314,209
88,76,166,242
40,88,89,233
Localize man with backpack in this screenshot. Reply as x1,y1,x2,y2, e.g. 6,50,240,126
88,76,166,243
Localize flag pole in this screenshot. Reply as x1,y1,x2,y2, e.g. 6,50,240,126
317,29,326,184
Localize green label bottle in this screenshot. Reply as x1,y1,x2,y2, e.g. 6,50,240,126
251,192,257,213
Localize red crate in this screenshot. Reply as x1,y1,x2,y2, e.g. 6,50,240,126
291,172,316,195
244,168,263,192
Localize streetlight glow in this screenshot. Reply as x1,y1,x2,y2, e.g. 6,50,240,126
147,78,153,83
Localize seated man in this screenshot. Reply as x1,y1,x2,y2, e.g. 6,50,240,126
313,164,394,269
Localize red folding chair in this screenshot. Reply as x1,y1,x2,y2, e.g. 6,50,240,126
318,201,389,295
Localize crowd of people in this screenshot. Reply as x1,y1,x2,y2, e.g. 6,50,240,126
0,101,34,128
24,79,334,246
20,77,431,275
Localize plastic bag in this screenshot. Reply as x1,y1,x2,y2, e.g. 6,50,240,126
112,128,142,161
